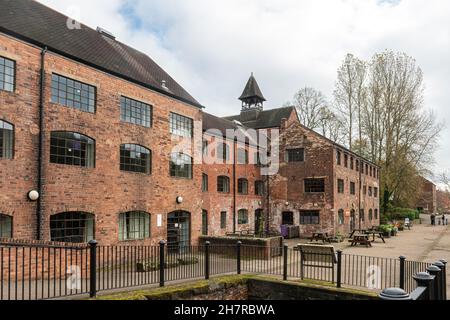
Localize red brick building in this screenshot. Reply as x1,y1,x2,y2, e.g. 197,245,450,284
0,0,379,246
415,176,437,214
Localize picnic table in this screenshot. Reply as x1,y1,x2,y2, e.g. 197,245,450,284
364,230,386,243
310,232,331,243
349,229,367,238
349,233,372,247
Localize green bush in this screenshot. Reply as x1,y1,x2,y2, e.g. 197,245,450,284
386,207,418,221
378,224,393,233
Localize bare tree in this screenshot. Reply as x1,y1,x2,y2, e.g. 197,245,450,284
290,87,327,130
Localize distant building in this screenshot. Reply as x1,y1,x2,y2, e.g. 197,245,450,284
437,189,450,214
415,177,437,214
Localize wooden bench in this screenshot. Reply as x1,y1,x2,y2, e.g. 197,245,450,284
349,234,372,247
297,244,337,282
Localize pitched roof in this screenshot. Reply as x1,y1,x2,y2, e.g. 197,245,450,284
239,73,266,102
223,106,295,129
0,0,202,108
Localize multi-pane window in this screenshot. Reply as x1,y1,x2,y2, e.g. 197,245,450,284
119,211,150,241
0,56,15,92
350,182,356,195
217,176,230,193
169,112,193,137
220,211,227,229
50,131,95,168
304,178,325,193
368,186,373,197
0,214,12,238
338,209,344,225
120,96,152,127
202,173,208,192
238,209,249,225
255,180,265,196
282,212,294,225
238,178,248,195
120,144,151,174
237,148,248,164
50,212,94,243
51,74,96,113
374,187,378,198
337,179,344,193
0,120,14,159
369,209,373,221
286,148,304,162
217,142,230,162
202,210,208,236
169,153,192,179
300,210,320,225
336,150,341,165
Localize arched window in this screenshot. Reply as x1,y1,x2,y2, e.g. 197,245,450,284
238,178,248,195
0,120,14,159
202,210,208,236
360,209,365,222
369,209,373,221
217,176,230,193
338,209,345,225
0,214,12,238
119,211,150,241
237,148,248,164
217,142,230,162
238,209,249,225
50,131,95,167
120,144,151,174
255,180,265,196
170,153,192,179
50,212,94,243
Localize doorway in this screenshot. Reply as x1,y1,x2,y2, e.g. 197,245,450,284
282,211,294,225
167,211,191,252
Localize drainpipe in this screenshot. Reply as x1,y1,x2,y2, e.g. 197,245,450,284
37,47,47,240
358,157,362,230
232,138,237,234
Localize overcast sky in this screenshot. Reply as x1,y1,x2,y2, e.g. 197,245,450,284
38,0,450,180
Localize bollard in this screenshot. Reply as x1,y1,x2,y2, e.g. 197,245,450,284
205,241,210,280
336,250,342,288
433,261,446,300
283,244,288,281
427,265,442,300
439,259,447,300
237,241,242,275
88,240,98,298
159,240,166,287
413,272,435,300
399,256,406,290
379,288,411,300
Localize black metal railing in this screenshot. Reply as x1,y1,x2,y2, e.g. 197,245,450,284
0,240,447,300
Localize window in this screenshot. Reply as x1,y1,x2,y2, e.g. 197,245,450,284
337,179,344,193
50,212,94,243
255,180,265,196
51,74,95,113
237,148,249,164
360,209,365,222
0,56,15,92
350,157,354,170
50,131,95,168
375,209,379,220
374,187,378,198
336,150,341,165
220,211,227,229
0,214,12,238
202,210,208,235
356,159,359,172
344,154,348,168
350,182,356,195
238,209,248,224
370,166,373,177
217,176,230,193
338,209,344,225
202,140,208,156
120,144,151,174
282,212,294,225
119,211,150,241
368,186,373,197
286,148,304,162
365,164,369,175
304,178,325,193
363,185,367,195
238,178,248,195
300,210,320,225
0,120,14,159
369,209,373,221
169,112,193,138
202,173,208,192
217,142,230,162
170,153,193,179
120,96,152,127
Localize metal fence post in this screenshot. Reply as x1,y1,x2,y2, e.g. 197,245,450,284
399,256,406,290
427,265,441,300
379,288,411,300
283,244,288,281
237,241,242,275
413,272,435,300
159,240,166,287
336,250,342,288
88,240,98,298
433,261,446,300
439,259,447,300
205,241,210,280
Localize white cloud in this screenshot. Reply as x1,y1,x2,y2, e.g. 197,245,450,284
38,0,450,175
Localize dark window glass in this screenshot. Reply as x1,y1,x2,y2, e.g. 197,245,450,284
374,187,378,198
217,142,230,162
344,154,348,168
365,164,369,175
120,144,151,174
51,74,96,113
50,212,94,243
356,160,359,172
202,210,208,236
363,185,367,195
169,112,193,137
360,209,365,222
50,131,95,168
237,148,248,164
286,148,304,162
220,211,227,229
369,209,373,221
0,214,12,238
282,212,294,225
350,157,354,170
238,178,248,195
217,176,230,193
119,211,150,241
170,153,192,179
0,56,15,92
304,178,325,193
375,209,379,220
120,96,152,127
255,180,265,196
350,182,356,195
337,179,344,193
202,173,208,192
300,211,320,225
338,209,344,225
368,186,373,197
0,120,14,159
336,150,341,165
238,209,248,225
202,140,208,156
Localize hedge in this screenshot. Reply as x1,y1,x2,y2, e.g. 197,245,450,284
385,207,420,220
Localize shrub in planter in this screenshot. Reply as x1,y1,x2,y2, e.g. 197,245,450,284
378,224,392,238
